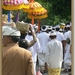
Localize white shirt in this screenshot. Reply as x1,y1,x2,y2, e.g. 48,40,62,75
64,30,71,41
37,32,50,53
56,31,64,42
26,35,41,62
64,48,71,65
64,30,71,51
45,39,63,68
66,31,71,43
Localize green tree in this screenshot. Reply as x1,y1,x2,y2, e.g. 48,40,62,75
2,9,9,14
36,0,71,25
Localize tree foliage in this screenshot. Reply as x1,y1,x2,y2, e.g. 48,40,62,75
36,0,71,25
2,9,9,14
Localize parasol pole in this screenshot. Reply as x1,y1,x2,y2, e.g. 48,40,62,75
8,11,10,22
29,0,34,2
31,16,34,25
15,10,19,23
38,19,40,32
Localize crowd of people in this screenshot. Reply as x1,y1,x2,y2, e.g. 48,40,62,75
2,14,72,75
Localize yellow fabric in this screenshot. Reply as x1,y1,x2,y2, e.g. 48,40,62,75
60,25,65,29
29,2,42,8
2,4,29,10
23,7,47,13
28,14,48,19
33,8,46,12
23,2,47,13
48,67,61,75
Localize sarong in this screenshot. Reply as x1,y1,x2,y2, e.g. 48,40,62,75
48,67,61,75
38,53,45,66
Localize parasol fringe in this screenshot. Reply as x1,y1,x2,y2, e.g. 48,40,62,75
28,14,48,19
2,4,29,10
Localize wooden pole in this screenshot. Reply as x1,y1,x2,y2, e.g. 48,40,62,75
38,19,40,32
8,11,10,22
31,16,34,25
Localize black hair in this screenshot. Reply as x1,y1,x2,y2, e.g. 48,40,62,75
20,33,27,39
56,28,60,31
18,39,28,49
65,22,70,30
67,27,70,30
10,36,20,43
28,31,32,35
49,36,57,39
66,22,70,25
52,28,55,30
42,26,46,29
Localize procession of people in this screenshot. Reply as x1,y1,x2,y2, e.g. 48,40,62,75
2,12,72,75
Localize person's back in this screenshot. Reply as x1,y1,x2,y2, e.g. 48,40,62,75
2,43,34,75
26,34,41,75
45,30,63,75
37,32,50,53
37,25,50,72
56,31,64,42
2,25,34,75
46,39,63,68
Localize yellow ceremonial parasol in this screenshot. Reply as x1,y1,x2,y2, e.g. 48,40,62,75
23,1,43,12
28,10,48,32
28,14,48,19
23,0,48,32
2,0,29,10
2,0,30,22
28,13,48,32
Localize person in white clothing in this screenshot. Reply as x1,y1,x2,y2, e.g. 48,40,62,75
44,30,63,75
37,25,50,72
18,25,37,75
63,24,71,72
25,28,41,75
19,25,37,49
55,25,65,67
55,25,64,42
